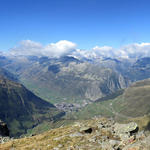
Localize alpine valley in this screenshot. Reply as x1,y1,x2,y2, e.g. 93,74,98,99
1,54,150,149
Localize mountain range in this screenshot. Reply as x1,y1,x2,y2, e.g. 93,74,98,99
1,55,150,104
0,55,130,104
1,54,150,137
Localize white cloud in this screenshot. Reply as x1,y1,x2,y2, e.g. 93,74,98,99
71,46,116,59
10,40,43,56
91,43,150,59
120,43,150,58
10,40,76,58
8,40,150,59
43,40,76,57
92,46,115,58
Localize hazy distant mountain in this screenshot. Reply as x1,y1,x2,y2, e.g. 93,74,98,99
126,57,150,81
0,67,18,82
0,55,129,104
1,55,150,105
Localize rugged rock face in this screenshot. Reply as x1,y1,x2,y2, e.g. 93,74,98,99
1,117,150,150
0,120,9,137
2,55,150,105
0,56,129,103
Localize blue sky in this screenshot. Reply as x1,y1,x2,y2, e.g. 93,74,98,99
0,0,150,51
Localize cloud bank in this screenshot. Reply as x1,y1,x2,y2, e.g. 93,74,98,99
73,43,150,59
9,40,150,59
10,40,76,58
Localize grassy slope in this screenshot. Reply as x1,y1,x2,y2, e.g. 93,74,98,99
1,116,150,150
70,79,150,122
21,78,83,104
0,117,110,150
29,79,150,136
26,119,75,136
0,76,64,137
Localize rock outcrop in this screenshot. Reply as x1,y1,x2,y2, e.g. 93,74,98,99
0,120,10,144
0,120,9,137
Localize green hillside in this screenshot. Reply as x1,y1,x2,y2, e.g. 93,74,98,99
0,76,64,137
70,78,150,121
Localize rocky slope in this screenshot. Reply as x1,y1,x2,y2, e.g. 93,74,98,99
0,117,150,150
0,75,64,137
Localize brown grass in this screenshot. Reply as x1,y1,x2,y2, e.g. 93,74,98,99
0,118,109,150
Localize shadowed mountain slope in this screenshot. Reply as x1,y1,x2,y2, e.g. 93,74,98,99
0,75,64,137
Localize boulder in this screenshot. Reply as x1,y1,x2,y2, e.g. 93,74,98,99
114,122,138,136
